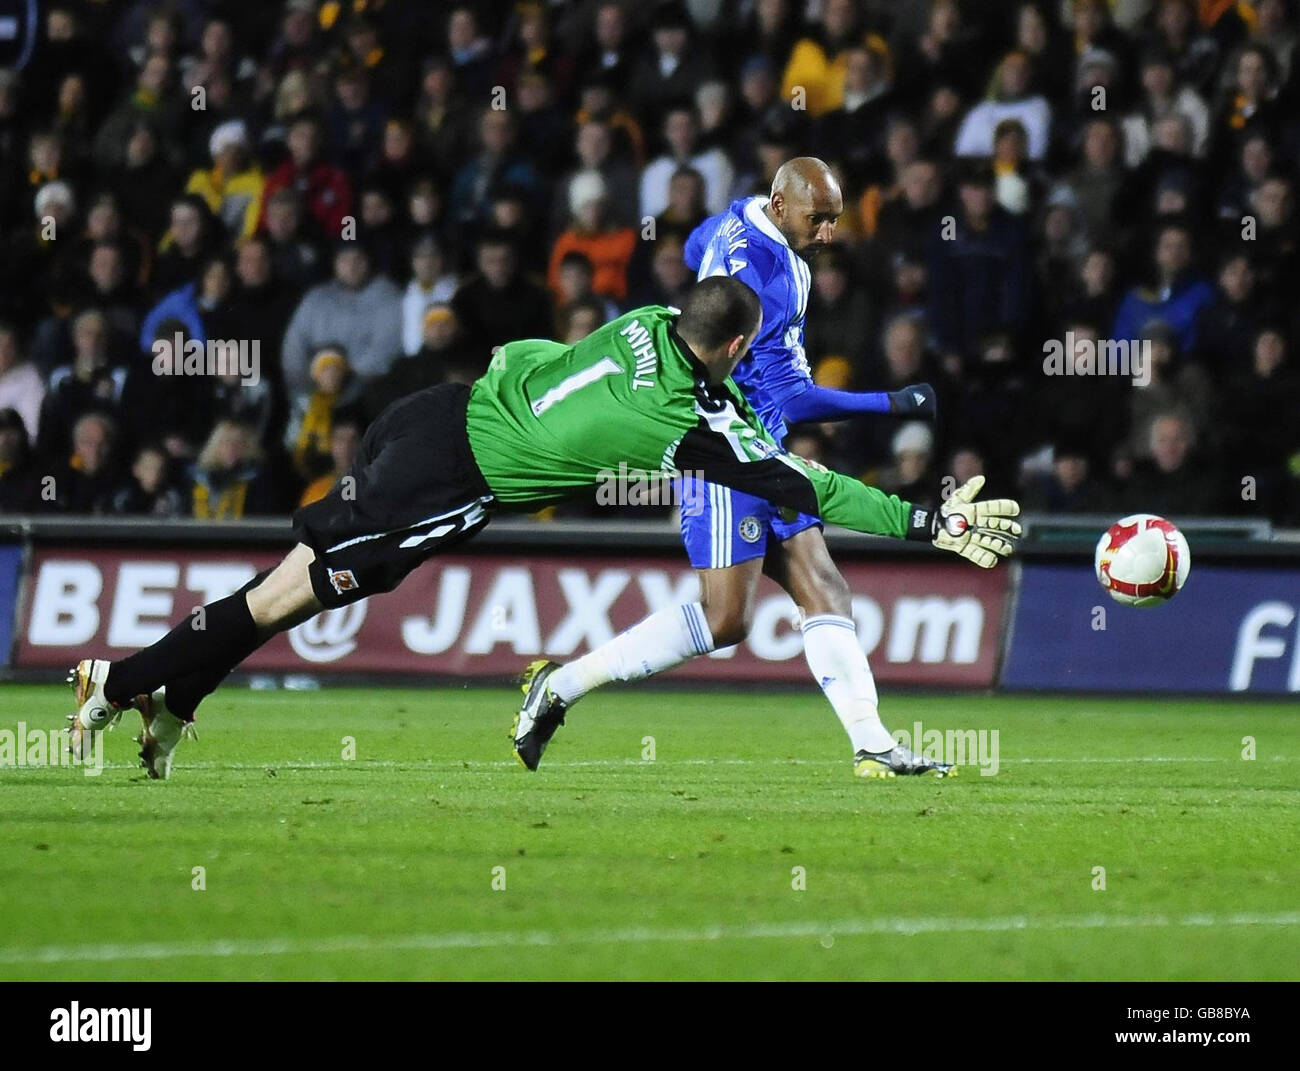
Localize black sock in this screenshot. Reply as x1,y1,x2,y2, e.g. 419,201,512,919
163,652,257,720
105,570,270,707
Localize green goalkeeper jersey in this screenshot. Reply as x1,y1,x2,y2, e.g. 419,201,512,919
465,306,930,541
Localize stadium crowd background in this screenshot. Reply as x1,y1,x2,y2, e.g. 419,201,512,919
0,0,1297,524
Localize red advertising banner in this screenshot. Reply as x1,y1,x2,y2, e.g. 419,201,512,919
15,547,1008,685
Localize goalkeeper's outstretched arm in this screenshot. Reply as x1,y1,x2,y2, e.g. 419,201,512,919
672,426,1021,568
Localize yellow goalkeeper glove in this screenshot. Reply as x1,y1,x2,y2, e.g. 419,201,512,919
932,475,1022,568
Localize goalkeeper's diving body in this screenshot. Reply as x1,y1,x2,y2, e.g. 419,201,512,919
67,276,1019,779
513,157,1008,779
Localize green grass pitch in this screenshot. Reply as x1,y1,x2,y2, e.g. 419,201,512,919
0,684,1297,981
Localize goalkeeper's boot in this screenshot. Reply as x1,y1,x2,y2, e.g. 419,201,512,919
65,659,124,760
135,687,194,781
512,660,568,771
853,745,956,779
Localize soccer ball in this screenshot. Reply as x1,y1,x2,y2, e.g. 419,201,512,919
1094,514,1191,607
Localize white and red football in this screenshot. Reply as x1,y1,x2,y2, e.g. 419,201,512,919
1094,514,1191,607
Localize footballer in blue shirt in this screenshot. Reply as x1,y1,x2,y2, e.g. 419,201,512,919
516,158,996,780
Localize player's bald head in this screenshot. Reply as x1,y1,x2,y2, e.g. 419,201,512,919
771,157,837,203
767,157,843,256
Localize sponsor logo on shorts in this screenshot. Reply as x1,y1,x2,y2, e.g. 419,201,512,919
738,516,762,543
328,568,359,595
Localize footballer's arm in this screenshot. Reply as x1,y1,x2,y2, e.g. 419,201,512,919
721,242,937,423
671,425,1022,568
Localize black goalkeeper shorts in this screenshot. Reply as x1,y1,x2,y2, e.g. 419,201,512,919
292,382,495,608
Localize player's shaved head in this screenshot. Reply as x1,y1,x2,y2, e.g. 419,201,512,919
771,157,835,202
767,157,843,257
676,276,763,382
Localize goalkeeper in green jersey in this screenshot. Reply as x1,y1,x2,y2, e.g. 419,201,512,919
65,276,1019,780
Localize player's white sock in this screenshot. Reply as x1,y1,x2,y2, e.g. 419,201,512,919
549,602,714,705
801,613,896,754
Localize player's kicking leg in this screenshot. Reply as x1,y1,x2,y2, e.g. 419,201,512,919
514,476,767,769
515,480,952,776
762,526,954,778
513,558,760,769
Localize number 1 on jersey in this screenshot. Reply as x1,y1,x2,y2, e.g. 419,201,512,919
530,355,622,417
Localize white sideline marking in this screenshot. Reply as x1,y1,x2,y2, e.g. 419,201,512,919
2,911,1296,965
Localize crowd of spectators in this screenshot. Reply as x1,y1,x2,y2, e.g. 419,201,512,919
0,0,1297,523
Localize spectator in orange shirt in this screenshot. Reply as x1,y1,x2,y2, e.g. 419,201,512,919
547,170,637,305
